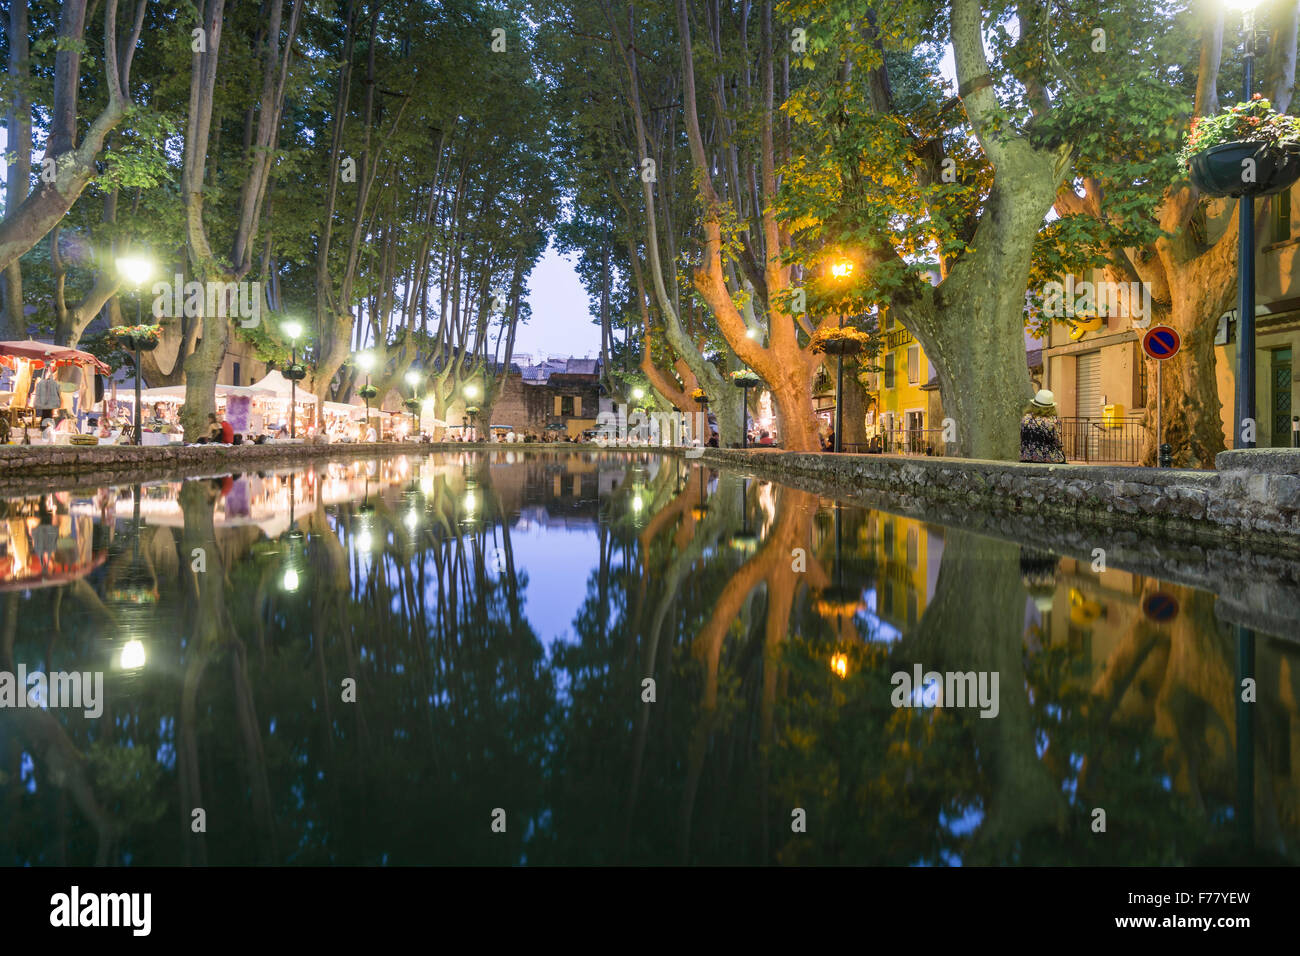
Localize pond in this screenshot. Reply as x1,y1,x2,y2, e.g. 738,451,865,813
0,451,1296,865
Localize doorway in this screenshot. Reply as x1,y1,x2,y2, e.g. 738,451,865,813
1272,347,1293,447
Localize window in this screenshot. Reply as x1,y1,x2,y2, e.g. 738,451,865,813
907,345,920,384
232,362,241,387
884,353,896,389
906,527,918,569
1273,186,1292,243
561,395,575,416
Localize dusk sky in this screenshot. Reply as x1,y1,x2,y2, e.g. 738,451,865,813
516,241,602,360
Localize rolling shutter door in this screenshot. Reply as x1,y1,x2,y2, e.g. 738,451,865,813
1076,351,1101,419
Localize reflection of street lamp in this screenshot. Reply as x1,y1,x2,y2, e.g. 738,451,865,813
283,320,303,438
116,255,155,446
120,639,147,670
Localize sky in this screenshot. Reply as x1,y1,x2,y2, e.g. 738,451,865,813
516,241,602,361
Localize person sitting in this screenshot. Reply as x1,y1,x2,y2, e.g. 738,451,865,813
757,430,775,446
274,423,289,439
364,423,377,442
207,413,223,442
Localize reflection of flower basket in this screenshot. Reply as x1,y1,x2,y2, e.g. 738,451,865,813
358,384,378,399
690,505,709,521
729,531,760,552
814,584,864,618
283,363,308,382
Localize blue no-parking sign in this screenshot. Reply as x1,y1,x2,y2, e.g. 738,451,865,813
1142,325,1181,361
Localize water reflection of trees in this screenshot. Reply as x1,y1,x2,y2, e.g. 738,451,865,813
1,454,1296,865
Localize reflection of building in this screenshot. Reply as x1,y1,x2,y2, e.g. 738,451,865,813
1031,554,1300,843
863,511,944,635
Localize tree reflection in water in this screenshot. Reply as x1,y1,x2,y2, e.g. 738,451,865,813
0,453,1296,865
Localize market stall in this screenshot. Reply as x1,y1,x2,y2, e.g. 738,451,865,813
135,383,277,441
250,369,318,436
0,340,109,442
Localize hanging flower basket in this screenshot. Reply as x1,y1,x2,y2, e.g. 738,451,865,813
1188,142,1300,197
404,398,421,412
730,369,761,388
283,363,308,382
1182,97,1300,198
811,326,870,356
358,384,378,400
691,388,709,406
465,405,480,415
108,324,162,352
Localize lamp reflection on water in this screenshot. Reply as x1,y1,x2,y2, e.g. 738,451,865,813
119,640,146,670
830,653,848,679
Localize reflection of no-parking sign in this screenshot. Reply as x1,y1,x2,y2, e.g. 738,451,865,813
1143,592,1179,623
1142,326,1181,361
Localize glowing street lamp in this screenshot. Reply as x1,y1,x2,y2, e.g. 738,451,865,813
116,255,156,446
283,319,304,438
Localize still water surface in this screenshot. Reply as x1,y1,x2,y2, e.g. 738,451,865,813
1,452,1296,865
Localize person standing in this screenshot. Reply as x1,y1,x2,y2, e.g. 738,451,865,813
1020,390,1066,463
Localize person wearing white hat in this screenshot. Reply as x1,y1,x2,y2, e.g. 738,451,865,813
1020,389,1066,463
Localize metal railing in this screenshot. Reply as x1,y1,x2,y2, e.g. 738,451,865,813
1059,416,1145,464
841,427,953,457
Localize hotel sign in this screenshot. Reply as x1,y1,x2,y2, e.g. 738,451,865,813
885,327,914,350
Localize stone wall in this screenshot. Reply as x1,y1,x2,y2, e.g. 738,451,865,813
699,446,1300,557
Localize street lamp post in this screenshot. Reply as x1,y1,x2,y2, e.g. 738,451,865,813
356,352,376,439
463,383,480,440
115,256,155,446
830,259,854,453
283,320,303,438
1234,0,1262,449
405,369,422,439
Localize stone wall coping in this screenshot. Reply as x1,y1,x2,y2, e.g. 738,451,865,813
1216,447,1300,473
